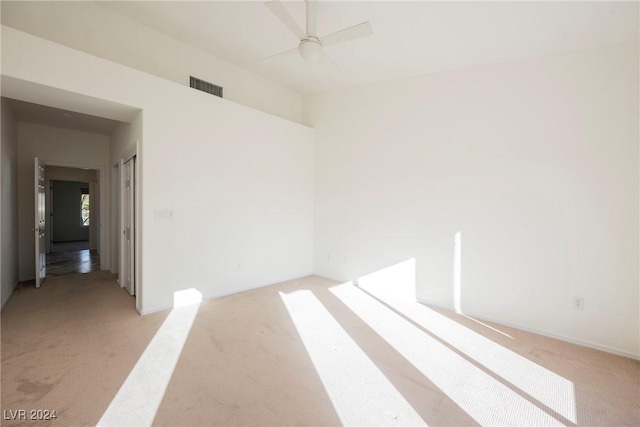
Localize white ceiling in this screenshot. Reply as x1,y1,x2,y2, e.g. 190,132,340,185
98,0,639,93
5,98,121,136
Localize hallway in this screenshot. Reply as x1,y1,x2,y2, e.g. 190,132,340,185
51,240,89,253
46,248,100,277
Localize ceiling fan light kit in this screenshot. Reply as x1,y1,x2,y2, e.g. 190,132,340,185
263,0,373,67
299,38,323,62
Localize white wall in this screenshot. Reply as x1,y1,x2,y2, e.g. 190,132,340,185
1,1,302,124
17,122,110,281
1,98,19,309
111,116,142,167
2,27,315,313
305,42,639,358
50,180,90,243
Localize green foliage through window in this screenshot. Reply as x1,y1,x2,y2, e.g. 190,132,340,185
81,194,90,226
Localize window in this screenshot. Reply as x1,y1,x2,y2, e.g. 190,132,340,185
81,188,90,226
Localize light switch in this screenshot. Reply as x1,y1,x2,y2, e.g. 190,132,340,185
154,209,174,220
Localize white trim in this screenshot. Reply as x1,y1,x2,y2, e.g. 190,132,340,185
110,162,119,275
117,139,141,312
118,158,125,289
138,273,311,316
1,280,20,311
417,298,640,361
134,140,142,315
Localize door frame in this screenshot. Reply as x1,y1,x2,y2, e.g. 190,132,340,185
34,158,46,288
36,159,110,271
111,161,120,276
118,141,141,311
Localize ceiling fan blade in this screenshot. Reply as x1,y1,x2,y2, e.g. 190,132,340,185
259,46,299,63
320,21,373,47
265,1,306,40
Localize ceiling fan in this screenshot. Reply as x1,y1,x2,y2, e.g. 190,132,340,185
262,0,373,67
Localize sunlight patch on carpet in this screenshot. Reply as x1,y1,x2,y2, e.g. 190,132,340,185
359,279,577,424
97,289,202,427
332,283,576,425
280,289,426,426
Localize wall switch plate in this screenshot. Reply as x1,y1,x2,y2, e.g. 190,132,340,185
154,209,174,220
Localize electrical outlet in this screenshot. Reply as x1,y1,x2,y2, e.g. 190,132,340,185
573,296,584,310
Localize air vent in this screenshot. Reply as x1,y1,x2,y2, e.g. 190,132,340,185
190,76,223,98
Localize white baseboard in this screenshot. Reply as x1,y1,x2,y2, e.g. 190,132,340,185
138,273,314,316
416,298,640,361
1,280,20,312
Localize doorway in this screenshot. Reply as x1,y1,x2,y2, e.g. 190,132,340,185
3,93,142,311
44,166,102,277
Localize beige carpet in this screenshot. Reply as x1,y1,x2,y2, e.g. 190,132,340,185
1,272,638,426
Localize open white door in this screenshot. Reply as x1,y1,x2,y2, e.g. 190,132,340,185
120,157,135,296
34,158,46,288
